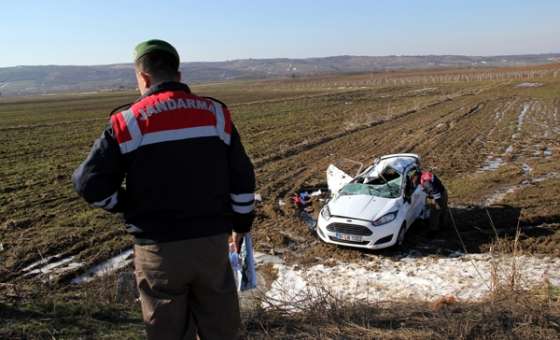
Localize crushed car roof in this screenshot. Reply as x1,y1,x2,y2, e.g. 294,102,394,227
366,154,419,177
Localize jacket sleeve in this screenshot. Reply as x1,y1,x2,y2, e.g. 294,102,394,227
228,124,256,233
72,126,126,213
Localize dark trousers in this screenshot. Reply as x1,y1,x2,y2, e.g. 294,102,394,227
428,189,448,231
134,234,241,340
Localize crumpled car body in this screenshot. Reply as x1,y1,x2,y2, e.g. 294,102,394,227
317,154,427,249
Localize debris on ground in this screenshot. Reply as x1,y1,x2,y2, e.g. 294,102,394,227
291,186,330,233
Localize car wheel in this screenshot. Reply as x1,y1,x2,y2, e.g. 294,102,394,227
397,222,407,246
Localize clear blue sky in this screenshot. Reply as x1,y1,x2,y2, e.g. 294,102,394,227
1,0,558,67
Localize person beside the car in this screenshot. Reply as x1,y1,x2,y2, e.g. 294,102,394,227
420,171,448,233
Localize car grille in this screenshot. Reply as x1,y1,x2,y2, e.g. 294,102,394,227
326,223,372,236
329,236,370,245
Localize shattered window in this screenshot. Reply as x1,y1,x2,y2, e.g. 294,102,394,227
340,173,402,199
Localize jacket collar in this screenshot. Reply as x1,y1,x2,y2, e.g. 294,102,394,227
136,81,191,102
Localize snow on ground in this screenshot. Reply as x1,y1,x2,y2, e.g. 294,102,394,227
22,255,58,272
23,254,84,279
522,163,533,176
71,248,133,284
494,110,503,121
515,82,543,88
517,103,530,131
263,254,560,307
480,157,504,172
21,249,134,283
484,172,560,206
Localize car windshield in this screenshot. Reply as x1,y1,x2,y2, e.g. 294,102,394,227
339,173,402,199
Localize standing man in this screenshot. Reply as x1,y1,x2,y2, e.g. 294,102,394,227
72,39,256,340
420,171,448,233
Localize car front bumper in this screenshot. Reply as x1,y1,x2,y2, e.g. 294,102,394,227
316,213,402,250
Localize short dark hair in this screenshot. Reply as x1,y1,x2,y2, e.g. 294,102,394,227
135,51,179,81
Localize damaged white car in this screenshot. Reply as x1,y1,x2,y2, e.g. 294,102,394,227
317,154,427,249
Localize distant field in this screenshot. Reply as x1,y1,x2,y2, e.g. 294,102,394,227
1,65,559,338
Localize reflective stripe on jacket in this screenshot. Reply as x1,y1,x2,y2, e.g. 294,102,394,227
72,81,256,244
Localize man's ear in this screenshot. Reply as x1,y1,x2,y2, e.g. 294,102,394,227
139,71,151,89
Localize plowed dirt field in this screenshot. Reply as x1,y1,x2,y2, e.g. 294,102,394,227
1,65,559,286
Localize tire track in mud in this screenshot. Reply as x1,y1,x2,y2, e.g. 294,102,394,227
476,99,560,207
7,225,130,283
252,93,476,169
256,90,492,205
230,89,369,108
483,172,560,207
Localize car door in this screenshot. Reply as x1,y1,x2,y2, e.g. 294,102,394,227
326,164,353,194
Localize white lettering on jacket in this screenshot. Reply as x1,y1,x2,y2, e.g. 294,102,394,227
138,98,216,121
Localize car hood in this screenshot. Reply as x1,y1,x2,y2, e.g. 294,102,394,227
328,194,400,221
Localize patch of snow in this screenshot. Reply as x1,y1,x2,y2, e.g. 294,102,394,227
515,82,543,88
522,163,533,176
505,145,513,154
544,148,553,157
485,172,560,205
71,249,133,284
264,254,560,307
495,110,503,121
485,186,518,206
254,252,284,266
24,255,84,277
480,157,504,172
22,255,57,272
410,87,437,94
532,172,560,183
517,103,530,132
254,193,262,202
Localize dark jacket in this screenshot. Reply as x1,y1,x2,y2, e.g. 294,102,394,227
72,82,256,244
422,172,447,206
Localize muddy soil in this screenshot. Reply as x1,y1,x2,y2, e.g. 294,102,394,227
1,69,559,285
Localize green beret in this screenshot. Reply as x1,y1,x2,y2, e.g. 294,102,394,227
134,39,179,63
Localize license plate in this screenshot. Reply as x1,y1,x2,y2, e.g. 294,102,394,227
336,233,362,242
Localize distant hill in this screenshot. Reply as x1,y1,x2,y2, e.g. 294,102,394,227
1,53,559,96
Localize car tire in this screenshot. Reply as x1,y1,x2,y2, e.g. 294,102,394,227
396,222,407,246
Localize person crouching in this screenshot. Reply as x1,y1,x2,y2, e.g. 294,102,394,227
420,171,448,233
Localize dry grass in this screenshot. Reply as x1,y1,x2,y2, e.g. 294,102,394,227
242,213,560,339
243,286,560,339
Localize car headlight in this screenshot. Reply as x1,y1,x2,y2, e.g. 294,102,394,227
321,206,331,220
372,211,397,226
